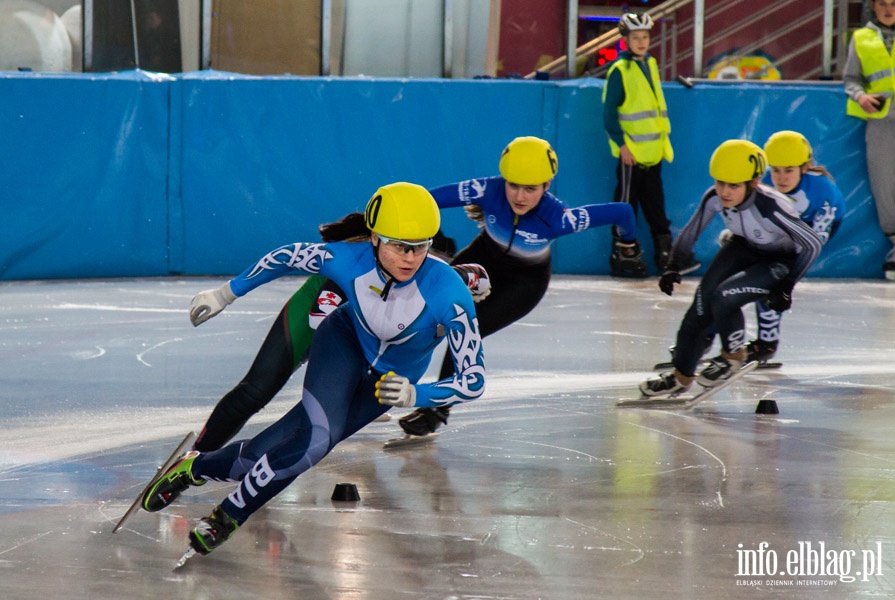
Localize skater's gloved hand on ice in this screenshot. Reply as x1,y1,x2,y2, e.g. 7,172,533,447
376,372,417,407
659,270,682,296
189,283,237,326
453,263,491,303
766,280,794,312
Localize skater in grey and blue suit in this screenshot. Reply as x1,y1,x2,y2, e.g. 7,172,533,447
640,140,823,399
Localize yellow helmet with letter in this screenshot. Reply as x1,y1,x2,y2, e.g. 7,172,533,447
763,130,812,167
709,139,767,183
498,136,558,185
364,182,440,240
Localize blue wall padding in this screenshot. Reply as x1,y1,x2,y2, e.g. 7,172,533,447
1,71,172,279
0,70,880,281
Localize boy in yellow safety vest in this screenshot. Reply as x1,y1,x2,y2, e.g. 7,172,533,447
603,12,698,277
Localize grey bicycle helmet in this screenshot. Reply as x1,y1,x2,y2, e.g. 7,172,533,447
618,13,654,36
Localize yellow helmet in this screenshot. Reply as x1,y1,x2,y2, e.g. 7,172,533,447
763,130,812,167
364,182,440,240
709,139,767,183
498,136,558,185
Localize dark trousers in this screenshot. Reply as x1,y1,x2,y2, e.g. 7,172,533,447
613,160,671,240
438,233,550,379
672,237,795,378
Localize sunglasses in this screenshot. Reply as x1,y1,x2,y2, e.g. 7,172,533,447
377,234,433,256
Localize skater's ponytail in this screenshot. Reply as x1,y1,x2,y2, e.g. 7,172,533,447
319,212,370,242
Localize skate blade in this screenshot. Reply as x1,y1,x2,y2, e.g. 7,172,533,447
383,433,438,450
113,431,196,533
373,412,392,422
173,547,196,570
617,396,692,408
620,361,759,410
653,359,781,371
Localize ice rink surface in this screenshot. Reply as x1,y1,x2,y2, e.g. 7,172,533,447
2,275,895,599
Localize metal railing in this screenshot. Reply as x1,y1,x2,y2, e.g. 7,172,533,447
527,0,863,81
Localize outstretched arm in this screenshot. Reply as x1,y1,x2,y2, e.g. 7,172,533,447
190,242,334,326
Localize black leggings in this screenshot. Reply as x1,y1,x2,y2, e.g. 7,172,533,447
193,276,329,452
438,233,551,379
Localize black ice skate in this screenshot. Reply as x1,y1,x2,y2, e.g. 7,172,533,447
384,407,449,449
745,340,777,363
885,246,895,281
141,450,205,512
189,505,240,555
619,362,758,410
114,431,195,534
398,407,450,436
653,234,673,273
609,240,648,278
639,372,690,397
696,355,744,388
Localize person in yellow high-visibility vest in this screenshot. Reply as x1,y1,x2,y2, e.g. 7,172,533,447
603,13,698,278
844,0,895,279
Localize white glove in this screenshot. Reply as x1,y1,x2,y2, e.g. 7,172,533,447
453,263,491,303
718,228,734,247
189,283,237,326
375,372,417,407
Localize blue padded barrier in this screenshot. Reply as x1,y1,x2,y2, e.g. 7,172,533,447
0,71,880,280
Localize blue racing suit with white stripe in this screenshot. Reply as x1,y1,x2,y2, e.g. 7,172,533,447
192,240,485,524
668,183,823,378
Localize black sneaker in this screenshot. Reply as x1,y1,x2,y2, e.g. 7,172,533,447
189,505,240,555
398,407,450,436
141,451,205,512
745,340,777,363
639,372,689,397
696,356,743,388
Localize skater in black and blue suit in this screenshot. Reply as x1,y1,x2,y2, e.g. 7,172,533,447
398,136,647,437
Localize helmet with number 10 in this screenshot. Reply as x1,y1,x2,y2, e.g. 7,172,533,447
364,182,440,240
